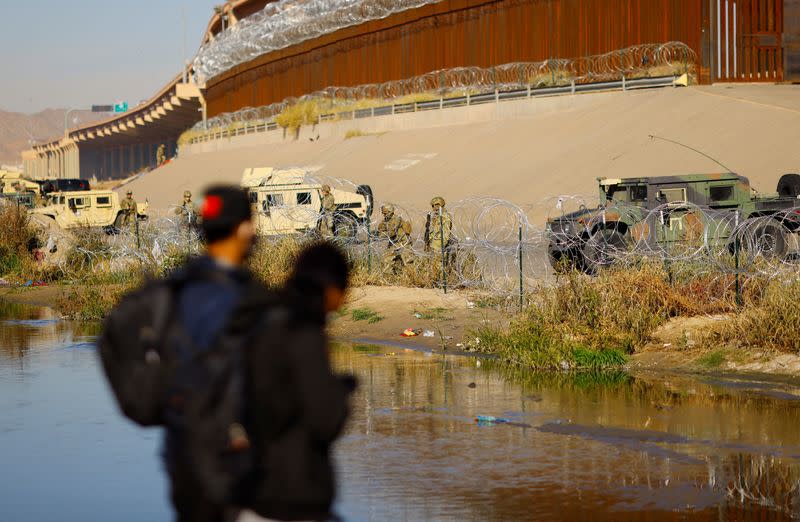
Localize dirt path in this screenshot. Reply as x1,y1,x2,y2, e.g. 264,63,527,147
331,285,505,350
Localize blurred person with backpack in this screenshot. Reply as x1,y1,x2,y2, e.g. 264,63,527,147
99,185,272,522
243,241,356,522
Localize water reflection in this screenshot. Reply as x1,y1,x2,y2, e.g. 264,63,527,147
0,300,168,522
333,347,800,520
2,300,800,521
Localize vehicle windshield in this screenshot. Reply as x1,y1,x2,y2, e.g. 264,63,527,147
606,184,647,205
58,179,90,191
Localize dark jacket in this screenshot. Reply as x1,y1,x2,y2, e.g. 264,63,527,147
161,256,276,521
244,288,355,521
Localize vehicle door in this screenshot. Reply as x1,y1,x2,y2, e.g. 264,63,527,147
59,195,91,228
92,194,116,227
257,191,294,235
284,188,317,233
654,186,705,248
702,182,740,246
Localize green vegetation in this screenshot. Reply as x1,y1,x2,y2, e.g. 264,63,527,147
697,349,727,369
414,307,451,320
351,307,383,324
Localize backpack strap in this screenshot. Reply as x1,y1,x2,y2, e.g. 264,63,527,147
139,284,173,365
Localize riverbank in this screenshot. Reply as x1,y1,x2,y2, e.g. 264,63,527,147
3,283,800,379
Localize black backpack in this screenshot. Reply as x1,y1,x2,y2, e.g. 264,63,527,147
98,277,173,426
98,268,257,505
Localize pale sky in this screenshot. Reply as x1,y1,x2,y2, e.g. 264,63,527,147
0,0,219,114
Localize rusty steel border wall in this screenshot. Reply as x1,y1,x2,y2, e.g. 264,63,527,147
204,0,705,119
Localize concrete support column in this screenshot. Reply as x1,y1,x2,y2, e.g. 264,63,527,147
72,145,80,178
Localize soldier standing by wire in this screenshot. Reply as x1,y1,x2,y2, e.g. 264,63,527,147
424,196,454,270
319,184,335,237
120,190,137,232
175,190,198,229
377,204,413,273
156,144,166,166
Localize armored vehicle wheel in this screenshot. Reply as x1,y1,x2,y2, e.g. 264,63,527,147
748,218,788,258
777,174,800,198
582,229,629,274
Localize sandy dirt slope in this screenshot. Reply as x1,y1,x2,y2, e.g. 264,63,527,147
122,85,800,222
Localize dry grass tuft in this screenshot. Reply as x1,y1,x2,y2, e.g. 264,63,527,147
0,204,41,279
701,279,800,352
473,262,753,370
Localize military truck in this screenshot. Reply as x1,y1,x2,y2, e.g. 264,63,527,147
0,192,36,209
0,170,40,195
547,173,800,273
30,190,148,232
242,167,373,237
37,178,91,196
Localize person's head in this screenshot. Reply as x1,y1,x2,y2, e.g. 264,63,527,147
381,204,394,220
183,190,192,202
430,196,445,212
321,184,331,195
200,185,255,266
288,241,350,314
126,190,133,199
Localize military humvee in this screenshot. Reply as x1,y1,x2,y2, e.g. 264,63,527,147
547,173,800,272
0,170,40,195
0,192,35,209
31,190,148,232
242,167,373,237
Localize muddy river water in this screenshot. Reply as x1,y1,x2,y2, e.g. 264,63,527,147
2,300,800,521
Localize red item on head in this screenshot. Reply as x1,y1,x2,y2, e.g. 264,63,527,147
202,195,224,220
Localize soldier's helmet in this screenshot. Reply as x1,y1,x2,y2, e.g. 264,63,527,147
430,196,446,208
321,184,331,193
126,190,133,196
183,190,192,199
381,204,395,216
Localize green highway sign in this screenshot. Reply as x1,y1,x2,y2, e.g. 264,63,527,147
114,102,129,113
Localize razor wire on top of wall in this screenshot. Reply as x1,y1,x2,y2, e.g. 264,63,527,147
35,181,800,307
191,42,696,133
194,0,446,84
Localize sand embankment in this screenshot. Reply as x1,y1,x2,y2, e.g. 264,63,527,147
121,84,800,220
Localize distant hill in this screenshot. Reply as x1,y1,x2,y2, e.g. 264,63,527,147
0,109,104,165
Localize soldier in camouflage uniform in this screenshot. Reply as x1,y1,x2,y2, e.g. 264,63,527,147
318,184,335,237
424,196,455,269
156,144,166,166
119,190,137,232
174,190,198,229
377,204,413,273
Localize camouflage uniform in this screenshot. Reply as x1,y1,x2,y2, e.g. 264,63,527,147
377,204,413,273
174,190,198,229
156,144,166,166
319,185,335,237
119,191,137,231
425,196,456,274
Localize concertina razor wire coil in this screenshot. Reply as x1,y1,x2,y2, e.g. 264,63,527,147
24,177,800,304
190,42,696,133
